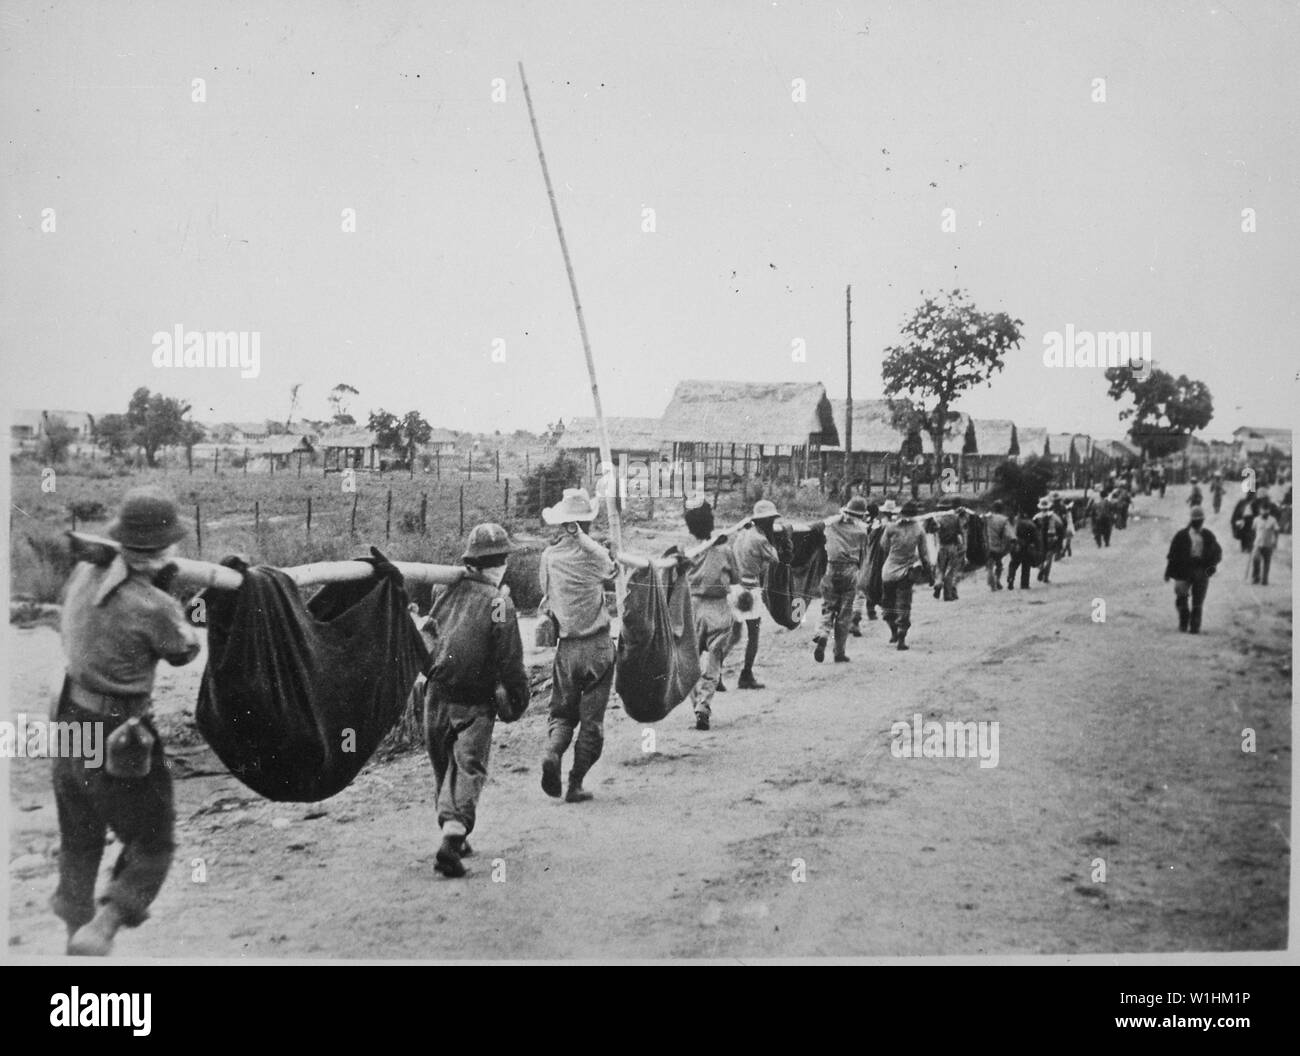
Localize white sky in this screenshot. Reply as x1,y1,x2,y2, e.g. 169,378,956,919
2,0,1297,440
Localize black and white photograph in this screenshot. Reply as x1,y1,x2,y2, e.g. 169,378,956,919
2,0,1295,973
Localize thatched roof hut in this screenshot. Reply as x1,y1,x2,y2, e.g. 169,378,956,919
1017,426,1050,459
970,419,1019,458
659,380,837,486
825,399,914,455
1048,432,1076,462
558,417,663,456
660,380,837,448
320,427,380,472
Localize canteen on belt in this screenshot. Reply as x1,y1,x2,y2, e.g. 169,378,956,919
105,717,154,780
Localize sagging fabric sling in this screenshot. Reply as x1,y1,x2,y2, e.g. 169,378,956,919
764,523,827,629
615,559,699,723
196,551,429,802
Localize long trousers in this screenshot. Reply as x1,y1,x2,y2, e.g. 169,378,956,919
691,596,740,720
817,565,859,655
1007,552,1032,588
1037,547,1056,582
1174,571,1210,631
1252,547,1274,585
425,692,495,837
985,554,1006,590
740,618,761,674
1094,522,1112,547
547,633,615,785
50,681,174,931
935,543,964,601
881,578,915,633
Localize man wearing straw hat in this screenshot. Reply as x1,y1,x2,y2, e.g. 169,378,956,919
851,499,892,633
812,496,871,663
423,522,530,878
1032,497,1065,583
729,498,789,690
538,488,617,803
52,486,201,955
1164,506,1222,633
879,500,933,651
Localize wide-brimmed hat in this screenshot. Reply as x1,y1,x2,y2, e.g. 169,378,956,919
1049,491,1061,501
1037,497,1052,510
1189,506,1206,520
842,497,869,518
879,499,900,515
751,499,779,520
900,500,919,518
106,487,188,550
542,487,601,525
463,522,512,561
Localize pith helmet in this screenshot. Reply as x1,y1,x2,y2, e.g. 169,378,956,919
542,487,601,525
463,522,512,561
842,497,869,518
752,499,779,520
879,499,901,515
1037,497,1052,510
107,487,187,550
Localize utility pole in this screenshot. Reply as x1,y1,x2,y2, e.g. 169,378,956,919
845,285,853,481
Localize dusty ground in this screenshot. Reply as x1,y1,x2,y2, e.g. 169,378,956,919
5,487,1291,959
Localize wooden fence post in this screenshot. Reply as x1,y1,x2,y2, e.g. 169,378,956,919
496,450,501,482
213,448,218,476
195,503,202,556
436,449,441,479
306,496,312,535
243,447,248,474
385,488,393,541
458,483,465,536
504,479,510,519
350,491,359,537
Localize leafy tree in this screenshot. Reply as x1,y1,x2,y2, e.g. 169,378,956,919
96,413,133,456
367,409,432,464
1104,365,1213,460
40,416,77,464
126,387,191,466
881,289,1024,484
180,419,206,459
328,383,359,424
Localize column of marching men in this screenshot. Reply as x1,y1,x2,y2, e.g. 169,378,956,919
46,468,1288,952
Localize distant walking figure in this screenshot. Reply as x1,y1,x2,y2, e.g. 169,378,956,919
1165,506,1222,634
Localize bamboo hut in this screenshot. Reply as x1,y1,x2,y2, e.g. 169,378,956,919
321,427,380,473
659,380,838,494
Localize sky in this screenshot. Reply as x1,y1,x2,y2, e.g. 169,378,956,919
2,0,1298,441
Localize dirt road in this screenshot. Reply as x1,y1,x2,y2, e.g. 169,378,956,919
6,487,1290,958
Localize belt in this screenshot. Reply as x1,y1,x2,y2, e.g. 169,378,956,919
66,680,151,717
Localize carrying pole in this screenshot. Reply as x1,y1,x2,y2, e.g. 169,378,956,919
518,61,623,560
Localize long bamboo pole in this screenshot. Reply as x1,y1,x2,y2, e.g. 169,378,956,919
67,532,465,592
518,62,623,559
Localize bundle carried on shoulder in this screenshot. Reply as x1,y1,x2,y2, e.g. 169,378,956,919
196,549,429,802
763,522,827,629
615,556,700,723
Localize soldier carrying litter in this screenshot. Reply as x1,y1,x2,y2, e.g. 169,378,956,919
52,487,201,956
422,522,530,878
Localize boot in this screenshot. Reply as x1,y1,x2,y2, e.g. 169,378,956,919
737,670,764,690
694,711,710,731
886,619,898,644
895,631,910,651
541,751,562,798
67,903,126,957
833,625,850,662
714,677,726,693
833,652,850,663
850,612,863,637
813,637,826,663
866,607,878,621
565,779,594,803
933,583,942,600
1176,601,1189,632
435,834,467,878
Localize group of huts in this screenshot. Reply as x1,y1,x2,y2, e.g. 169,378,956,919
555,380,1287,498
